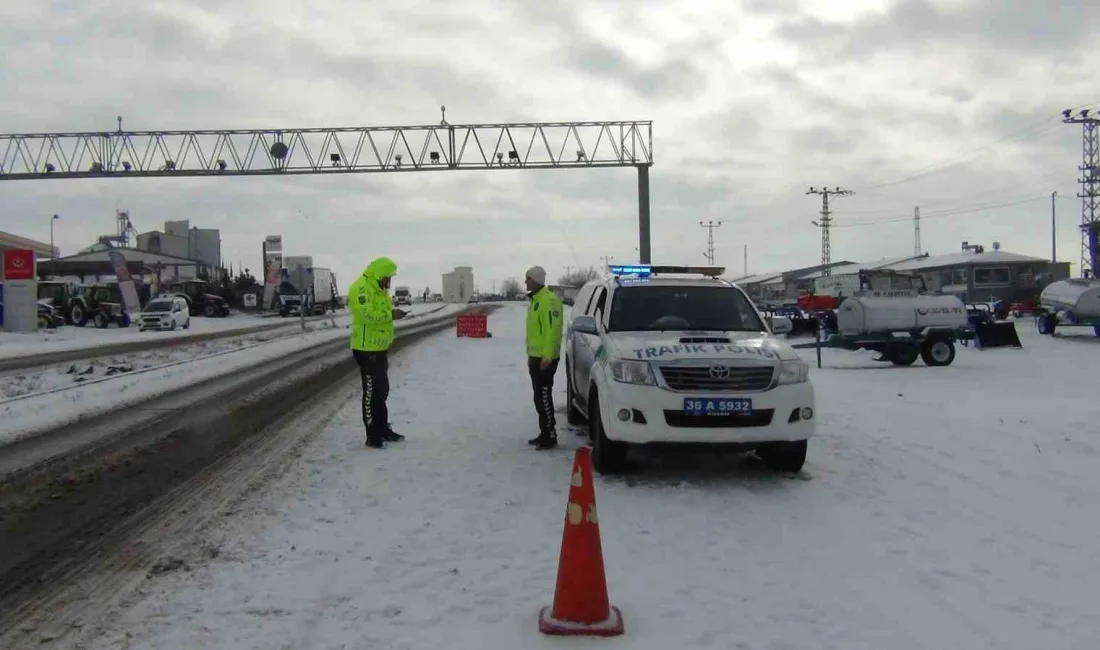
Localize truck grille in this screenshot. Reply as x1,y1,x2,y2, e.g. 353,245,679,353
664,409,774,428
658,365,774,392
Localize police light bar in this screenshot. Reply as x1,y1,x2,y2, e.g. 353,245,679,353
608,264,652,277
608,264,725,278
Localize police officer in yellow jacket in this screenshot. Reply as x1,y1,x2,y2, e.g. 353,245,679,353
349,256,408,448
524,265,565,449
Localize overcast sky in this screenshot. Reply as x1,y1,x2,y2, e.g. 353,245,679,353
2,0,1097,291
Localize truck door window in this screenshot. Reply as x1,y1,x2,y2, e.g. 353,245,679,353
580,287,598,315
592,288,607,321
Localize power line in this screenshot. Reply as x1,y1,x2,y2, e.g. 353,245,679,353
856,101,1100,191
806,186,853,276
858,121,1065,191
834,165,1076,216
699,220,722,264
833,194,1052,228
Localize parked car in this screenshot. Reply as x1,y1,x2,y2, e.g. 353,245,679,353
37,301,65,329
563,264,815,475
139,296,191,331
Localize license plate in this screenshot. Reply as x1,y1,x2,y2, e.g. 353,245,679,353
683,398,753,416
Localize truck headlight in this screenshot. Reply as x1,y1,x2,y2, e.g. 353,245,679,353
776,359,809,385
609,359,656,386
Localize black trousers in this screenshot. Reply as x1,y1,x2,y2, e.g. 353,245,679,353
528,356,560,436
353,350,390,438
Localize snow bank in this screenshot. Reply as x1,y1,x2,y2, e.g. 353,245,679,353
0,304,469,447
0,312,275,360
83,304,1100,650
0,302,446,361
0,317,354,400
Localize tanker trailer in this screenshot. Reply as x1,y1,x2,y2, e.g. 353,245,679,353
792,290,975,367
1035,278,1100,337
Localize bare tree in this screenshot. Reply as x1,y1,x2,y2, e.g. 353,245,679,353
557,265,601,287
501,277,524,299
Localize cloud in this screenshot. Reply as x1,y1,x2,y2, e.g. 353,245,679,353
774,0,1097,60
1,0,1097,295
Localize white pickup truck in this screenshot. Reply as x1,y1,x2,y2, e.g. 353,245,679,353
564,264,813,475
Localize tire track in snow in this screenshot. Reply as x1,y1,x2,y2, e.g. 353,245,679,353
0,370,353,649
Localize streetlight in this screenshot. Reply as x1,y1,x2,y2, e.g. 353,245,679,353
50,214,59,278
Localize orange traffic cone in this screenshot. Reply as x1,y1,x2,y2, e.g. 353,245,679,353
538,446,624,636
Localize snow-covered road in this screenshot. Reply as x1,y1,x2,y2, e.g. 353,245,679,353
71,306,1100,649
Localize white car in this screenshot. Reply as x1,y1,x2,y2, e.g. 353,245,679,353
138,296,191,331
563,264,813,474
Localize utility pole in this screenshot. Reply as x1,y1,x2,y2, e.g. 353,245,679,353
699,220,722,264
913,206,921,256
807,186,854,276
599,255,614,268
743,244,748,277
1062,108,1100,277
1052,191,1057,263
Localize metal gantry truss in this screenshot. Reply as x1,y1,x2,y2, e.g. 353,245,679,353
0,120,653,179
1062,109,1099,277
0,117,656,263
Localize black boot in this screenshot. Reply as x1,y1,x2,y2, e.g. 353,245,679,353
531,433,558,450
365,434,386,449
383,426,404,442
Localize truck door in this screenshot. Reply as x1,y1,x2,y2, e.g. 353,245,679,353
567,286,594,397
573,287,606,403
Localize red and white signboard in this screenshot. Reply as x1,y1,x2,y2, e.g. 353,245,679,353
3,249,36,281
456,312,488,338
2,248,38,332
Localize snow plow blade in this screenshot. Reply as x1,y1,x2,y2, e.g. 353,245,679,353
787,317,819,338
974,321,1022,349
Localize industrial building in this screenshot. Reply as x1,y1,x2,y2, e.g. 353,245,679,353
44,248,202,285
0,231,56,261
732,242,1071,305
135,219,221,271
876,245,1071,303
14,211,222,289
442,266,474,303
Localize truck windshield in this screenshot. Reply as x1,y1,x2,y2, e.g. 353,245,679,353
38,284,66,300
608,285,766,332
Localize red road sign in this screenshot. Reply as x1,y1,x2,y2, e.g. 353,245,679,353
2,249,35,281
456,312,488,338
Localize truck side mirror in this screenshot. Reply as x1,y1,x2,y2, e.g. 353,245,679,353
571,315,598,335
769,316,793,335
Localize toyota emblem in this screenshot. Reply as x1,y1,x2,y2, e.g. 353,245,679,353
709,364,730,379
